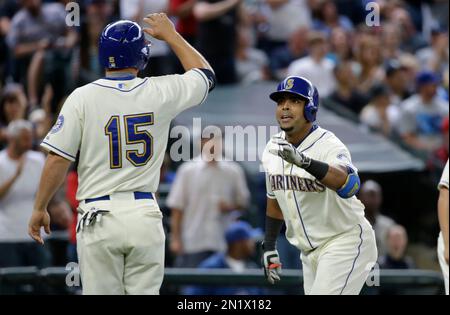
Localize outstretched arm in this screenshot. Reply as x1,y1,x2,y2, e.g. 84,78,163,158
438,186,449,264
29,152,71,244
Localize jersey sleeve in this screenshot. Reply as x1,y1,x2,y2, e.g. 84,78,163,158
438,160,449,190
40,90,83,162
154,69,210,118
323,140,357,173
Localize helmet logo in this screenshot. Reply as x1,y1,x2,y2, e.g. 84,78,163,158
285,79,294,90
109,57,116,68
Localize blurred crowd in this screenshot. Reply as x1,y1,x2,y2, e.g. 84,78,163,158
0,0,448,294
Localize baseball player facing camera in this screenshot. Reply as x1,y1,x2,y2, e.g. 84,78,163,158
261,77,377,295
28,14,215,295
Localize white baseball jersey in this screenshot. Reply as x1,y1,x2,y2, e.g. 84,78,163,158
262,126,367,253
437,159,449,295
439,160,449,190
42,69,209,201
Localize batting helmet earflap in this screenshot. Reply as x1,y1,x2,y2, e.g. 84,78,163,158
269,76,320,122
99,20,151,71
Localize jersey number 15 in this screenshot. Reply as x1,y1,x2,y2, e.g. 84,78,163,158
104,113,154,169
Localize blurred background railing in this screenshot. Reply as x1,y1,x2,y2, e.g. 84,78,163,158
0,267,444,295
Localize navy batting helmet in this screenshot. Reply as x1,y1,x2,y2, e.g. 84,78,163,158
99,20,151,71
270,76,319,122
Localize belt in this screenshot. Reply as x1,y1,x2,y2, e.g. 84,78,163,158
85,192,154,204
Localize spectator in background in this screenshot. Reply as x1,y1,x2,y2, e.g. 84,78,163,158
354,34,384,94
396,71,449,154
6,0,78,109
359,180,396,257
379,225,415,269
185,221,264,295
0,0,21,83
287,31,335,98
382,23,411,61
120,0,173,77
193,0,244,84
328,27,352,64
169,0,199,74
0,119,50,268
360,83,397,136
169,0,198,45
167,134,250,268
312,0,353,36
329,59,367,115
0,83,27,147
260,0,311,56
432,117,449,168
78,0,115,84
235,26,269,84
269,26,309,81
416,27,448,74
384,59,411,107
383,4,426,54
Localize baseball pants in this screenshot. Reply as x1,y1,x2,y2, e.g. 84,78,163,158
301,220,377,295
76,192,165,295
438,232,449,295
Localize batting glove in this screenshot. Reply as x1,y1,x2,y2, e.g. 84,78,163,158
269,137,311,168
262,244,282,285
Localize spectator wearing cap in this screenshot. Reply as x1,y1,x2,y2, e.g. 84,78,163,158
0,83,27,147
329,59,367,115
0,119,50,268
396,71,449,154
287,31,336,98
360,83,398,136
416,27,448,74
184,220,265,295
384,59,411,107
359,180,396,257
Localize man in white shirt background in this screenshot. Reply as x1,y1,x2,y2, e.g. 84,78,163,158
287,31,336,98
0,120,50,268
167,134,250,268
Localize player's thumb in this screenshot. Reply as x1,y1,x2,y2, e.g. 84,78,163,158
44,222,51,235
143,27,156,37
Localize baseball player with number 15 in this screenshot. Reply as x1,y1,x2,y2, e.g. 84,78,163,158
261,76,377,295
28,14,215,294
